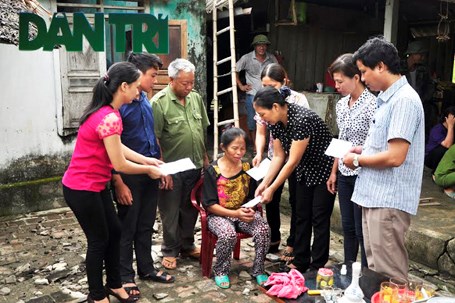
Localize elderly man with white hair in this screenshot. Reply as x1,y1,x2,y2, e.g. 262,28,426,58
151,58,210,270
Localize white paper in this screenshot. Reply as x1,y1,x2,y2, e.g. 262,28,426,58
241,196,262,208
159,158,196,175
246,158,271,181
324,138,353,158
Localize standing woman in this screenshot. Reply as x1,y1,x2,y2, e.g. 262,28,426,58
254,86,335,273
62,62,163,303
252,63,309,259
327,53,376,268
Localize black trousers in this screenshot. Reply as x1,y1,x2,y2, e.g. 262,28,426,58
292,181,335,272
113,175,159,282
63,185,122,301
265,171,297,246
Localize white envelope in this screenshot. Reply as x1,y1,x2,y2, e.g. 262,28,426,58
246,158,271,181
241,196,262,208
159,158,196,175
325,138,353,159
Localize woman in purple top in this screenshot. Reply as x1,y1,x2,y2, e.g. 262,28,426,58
425,106,455,172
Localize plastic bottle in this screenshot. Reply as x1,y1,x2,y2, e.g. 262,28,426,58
340,264,347,275
339,262,364,303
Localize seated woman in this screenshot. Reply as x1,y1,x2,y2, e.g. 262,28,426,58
434,144,455,199
202,127,270,289
425,106,455,172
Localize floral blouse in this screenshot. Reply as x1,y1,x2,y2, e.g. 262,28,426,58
202,161,255,210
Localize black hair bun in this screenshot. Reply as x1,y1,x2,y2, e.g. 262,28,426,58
279,86,291,99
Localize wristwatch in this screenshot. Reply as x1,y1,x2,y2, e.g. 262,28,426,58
353,155,360,168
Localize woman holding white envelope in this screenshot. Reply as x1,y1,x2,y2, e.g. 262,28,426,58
202,127,270,289
327,53,376,268
253,63,310,257
253,86,335,273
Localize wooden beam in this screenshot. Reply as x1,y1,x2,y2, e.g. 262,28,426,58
383,0,399,44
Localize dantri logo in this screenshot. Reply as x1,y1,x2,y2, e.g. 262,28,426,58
19,12,169,53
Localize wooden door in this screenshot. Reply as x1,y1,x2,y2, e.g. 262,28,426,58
148,20,188,99
56,15,106,136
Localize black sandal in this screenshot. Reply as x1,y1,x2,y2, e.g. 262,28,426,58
139,269,175,283
280,250,294,262
105,285,138,302
121,281,141,300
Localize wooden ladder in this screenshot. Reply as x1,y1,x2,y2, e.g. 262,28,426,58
211,0,240,159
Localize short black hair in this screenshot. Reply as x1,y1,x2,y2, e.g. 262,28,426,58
127,52,163,73
352,36,401,75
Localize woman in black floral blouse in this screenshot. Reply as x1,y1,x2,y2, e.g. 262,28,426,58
253,86,335,273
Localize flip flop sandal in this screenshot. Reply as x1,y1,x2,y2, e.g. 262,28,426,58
214,275,230,289
161,256,177,270
256,274,269,286
139,269,175,283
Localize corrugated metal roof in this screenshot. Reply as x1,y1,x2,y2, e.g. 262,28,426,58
0,0,44,45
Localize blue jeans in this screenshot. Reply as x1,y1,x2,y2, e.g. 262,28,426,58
245,94,256,131
337,174,367,267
